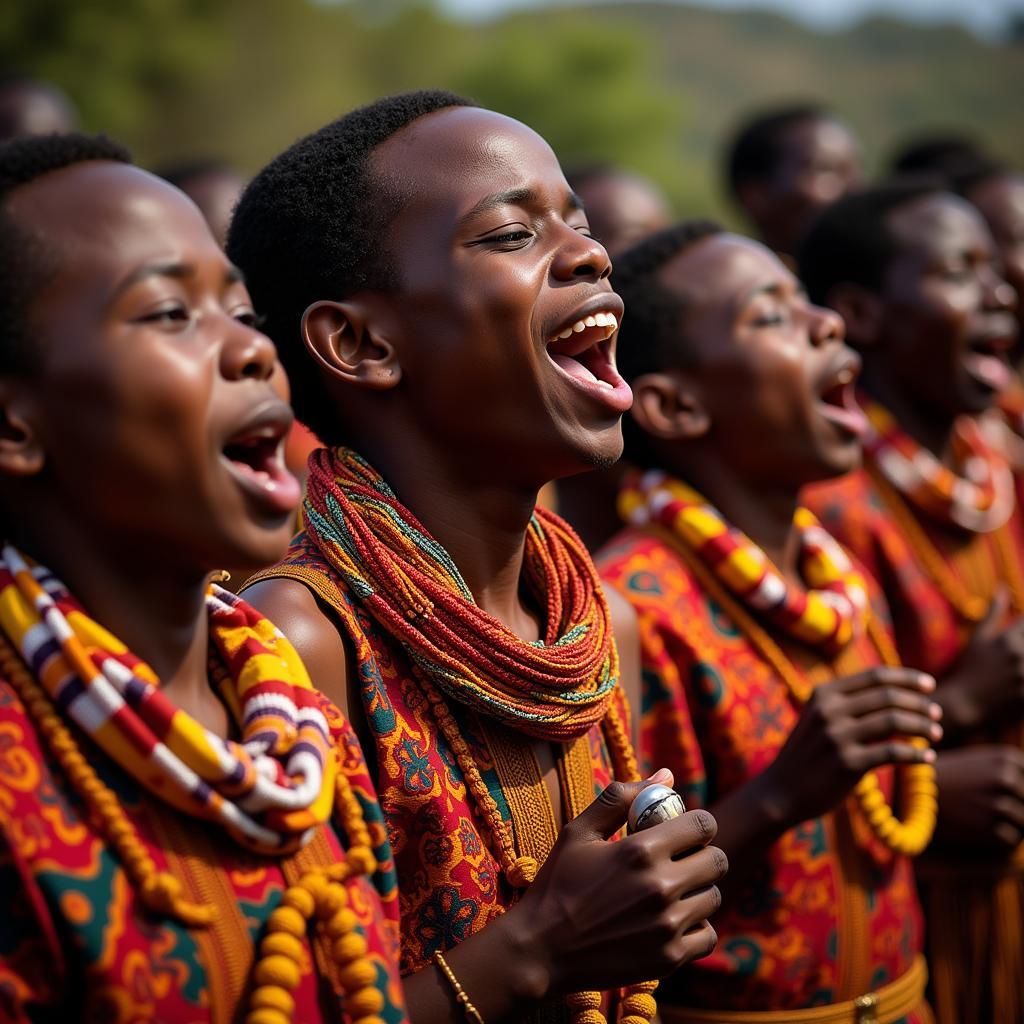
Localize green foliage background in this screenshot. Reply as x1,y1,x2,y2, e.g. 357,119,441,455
3,0,1021,223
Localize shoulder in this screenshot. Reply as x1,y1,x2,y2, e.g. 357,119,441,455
243,577,355,719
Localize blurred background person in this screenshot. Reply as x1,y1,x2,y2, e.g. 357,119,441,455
155,157,246,247
0,71,78,139
567,163,674,257
724,103,863,263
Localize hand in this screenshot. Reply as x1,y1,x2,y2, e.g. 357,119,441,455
938,589,1024,735
934,745,1024,852
510,770,727,996
762,667,942,828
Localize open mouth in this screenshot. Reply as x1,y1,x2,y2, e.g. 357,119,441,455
546,311,632,413
221,410,301,516
816,364,868,438
963,335,1014,394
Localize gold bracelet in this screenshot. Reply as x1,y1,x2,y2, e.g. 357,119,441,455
434,949,485,1024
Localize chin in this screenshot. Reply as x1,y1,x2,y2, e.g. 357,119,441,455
214,524,295,580
814,447,863,482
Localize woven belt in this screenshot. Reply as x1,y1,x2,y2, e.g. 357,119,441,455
658,955,928,1024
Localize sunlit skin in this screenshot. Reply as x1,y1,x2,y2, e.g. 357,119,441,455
0,162,299,733
832,193,1018,464
965,171,1024,338
737,115,862,258
245,106,727,1024
620,232,941,916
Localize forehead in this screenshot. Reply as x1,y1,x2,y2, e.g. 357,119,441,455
9,162,224,290
779,117,857,161
660,233,793,305
886,192,993,256
373,107,568,228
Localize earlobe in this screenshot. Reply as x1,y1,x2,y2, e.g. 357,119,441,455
630,372,710,443
827,283,882,348
301,300,401,390
0,384,44,478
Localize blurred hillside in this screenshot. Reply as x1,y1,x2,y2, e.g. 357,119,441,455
4,0,1021,222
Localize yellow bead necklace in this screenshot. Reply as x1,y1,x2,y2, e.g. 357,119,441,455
659,528,938,857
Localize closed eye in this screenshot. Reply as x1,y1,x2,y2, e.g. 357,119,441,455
137,304,191,325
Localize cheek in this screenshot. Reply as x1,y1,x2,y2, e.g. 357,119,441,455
45,348,213,491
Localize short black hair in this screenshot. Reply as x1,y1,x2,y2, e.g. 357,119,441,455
725,103,829,198
888,134,988,179
0,131,131,373
227,89,473,446
612,220,723,466
798,179,944,307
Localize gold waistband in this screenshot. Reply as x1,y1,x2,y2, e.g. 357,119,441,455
658,955,928,1024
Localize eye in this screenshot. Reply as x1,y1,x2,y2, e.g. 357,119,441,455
486,230,534,247
752,313,786,328
234,309,266,329
137,303,192,325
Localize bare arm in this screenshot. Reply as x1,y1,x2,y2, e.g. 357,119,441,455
606,583,643,750
710,667,941,896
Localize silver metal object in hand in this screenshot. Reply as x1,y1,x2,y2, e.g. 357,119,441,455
627,783,685,833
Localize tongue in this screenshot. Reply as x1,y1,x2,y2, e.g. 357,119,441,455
965,351,1011,392
551,353,599,385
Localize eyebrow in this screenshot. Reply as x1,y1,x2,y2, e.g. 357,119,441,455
457,186,585,230
739,279,806,306
112,260,244,298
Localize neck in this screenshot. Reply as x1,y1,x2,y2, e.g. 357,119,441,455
349,436,544,641
860,360,957,465
10,508,213,715
674,459,802,584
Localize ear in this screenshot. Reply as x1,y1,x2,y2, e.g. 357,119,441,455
825,282,883,349
0,380,44,478
630,370,710,443
301,299,401,390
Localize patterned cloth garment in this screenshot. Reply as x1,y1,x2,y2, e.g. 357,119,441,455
805,411,1024,1024
0,557,406,1024
247,529,631,980
598,524,929,1019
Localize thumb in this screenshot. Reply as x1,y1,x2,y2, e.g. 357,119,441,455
976,585,1012,641
566,768,675,842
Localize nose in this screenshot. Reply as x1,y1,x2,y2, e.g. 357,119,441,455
809,302,845,346
551,226,612,282
981,265,1018,314
219,318,278,382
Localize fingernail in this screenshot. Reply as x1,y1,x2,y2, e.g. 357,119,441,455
931,723,943,739
923,749,937,763
930,703,943,719
647,767,672,784
919,674,936,691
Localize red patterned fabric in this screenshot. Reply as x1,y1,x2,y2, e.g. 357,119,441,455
803,468,1024,679
248,530,628,980
805,461,1024,1024
0,677,406,1023
598,526,927,1016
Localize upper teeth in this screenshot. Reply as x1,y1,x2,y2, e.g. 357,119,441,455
555,312,618,340
836,368,853,385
